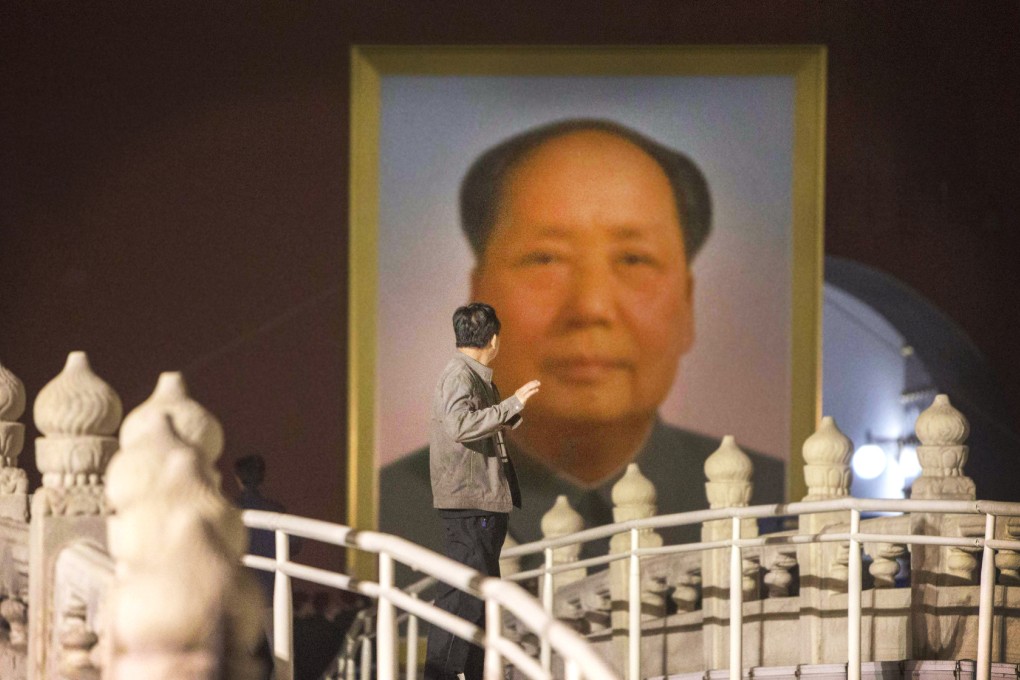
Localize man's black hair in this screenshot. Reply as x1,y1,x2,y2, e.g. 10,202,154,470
453,303,501,349
234,453,266,488
460,118,712,262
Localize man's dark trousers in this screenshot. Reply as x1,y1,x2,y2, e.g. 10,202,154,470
424,512,508,680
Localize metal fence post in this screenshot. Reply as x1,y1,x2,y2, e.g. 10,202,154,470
730,516,743,680
848,509,862,680
485,598,503,680
977,513,996,680
542,547,554,672
406,598,419,680
274,529,293,680
378,552,397,680
629,528,641,680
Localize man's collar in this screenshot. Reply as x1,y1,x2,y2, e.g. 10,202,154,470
455,350,493,383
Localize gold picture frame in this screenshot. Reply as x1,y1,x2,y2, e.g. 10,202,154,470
348,45,826,577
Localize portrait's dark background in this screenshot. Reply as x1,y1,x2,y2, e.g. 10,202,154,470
2,1,1017,571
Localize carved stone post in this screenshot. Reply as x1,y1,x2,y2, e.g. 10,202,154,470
701,435,757,671
796,416,852,664
609,464,662,677
105,384,263,680
28,352,121,680
118,371,225,479
908,394,980,660
0,362,29,675
0,361,29,522
541,495,586,603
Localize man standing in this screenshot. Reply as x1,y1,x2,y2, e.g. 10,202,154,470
425,302,540,680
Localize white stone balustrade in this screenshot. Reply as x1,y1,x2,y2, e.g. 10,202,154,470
0,357,270,680
1,349,1019,680
532,396,1020,676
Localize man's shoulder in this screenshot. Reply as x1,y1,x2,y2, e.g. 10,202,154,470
435,357,477,391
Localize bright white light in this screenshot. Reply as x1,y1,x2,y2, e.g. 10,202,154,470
852,444,887,480
880,457,906,499
899,446,922,480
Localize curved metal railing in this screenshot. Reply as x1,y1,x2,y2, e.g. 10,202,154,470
387,498,1020,680
499,497,1020,680
241,510,620,680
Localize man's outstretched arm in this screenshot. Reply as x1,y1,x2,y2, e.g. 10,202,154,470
441,375,539,443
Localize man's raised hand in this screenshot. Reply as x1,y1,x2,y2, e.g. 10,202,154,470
514,380,541,405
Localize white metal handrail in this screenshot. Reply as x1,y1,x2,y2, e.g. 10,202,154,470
493,497,1020,680
241,510,619,680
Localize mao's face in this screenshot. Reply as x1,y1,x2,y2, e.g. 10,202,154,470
472,131,694,429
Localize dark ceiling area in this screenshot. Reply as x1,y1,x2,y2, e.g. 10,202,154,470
1,1,1018,569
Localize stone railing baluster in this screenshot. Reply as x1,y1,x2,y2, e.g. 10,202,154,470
763,549,797,598
867,543,907,589
796,416,852,664
541,495,587,597
28,351,121,680
609,464,662,678
58,596,99,679
671,567,702,613
0,359,30,676
0,361,29,522
2,588,28,650
702,435,756,670
104,374,263,680
994,517,1020,585
909,394,979,660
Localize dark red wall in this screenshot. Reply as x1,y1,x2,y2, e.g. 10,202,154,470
2,1,1018,571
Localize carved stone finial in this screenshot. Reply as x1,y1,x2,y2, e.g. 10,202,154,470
0,360,27,422
0,360,27,479
0,361,29,515
34,351,122,437
542,495,584,538
915,394,969,446
540,496,587,595
32,352,122,513
802,416,853,501
704,435,753,509
120,372,224,467
107,411,190,514
912,394,975,500
612,464,657,522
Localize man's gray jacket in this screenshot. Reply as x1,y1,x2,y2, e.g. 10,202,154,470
430,352,523,512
